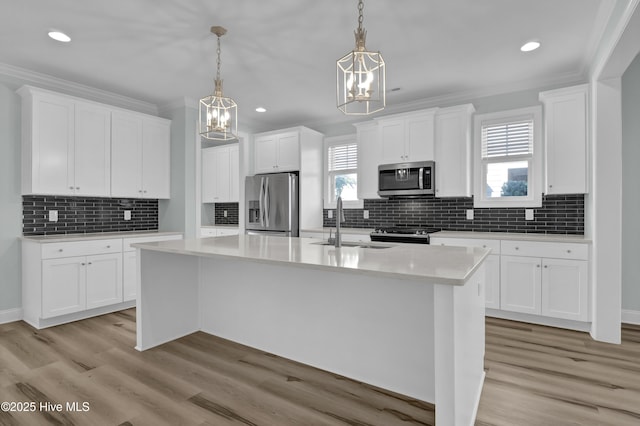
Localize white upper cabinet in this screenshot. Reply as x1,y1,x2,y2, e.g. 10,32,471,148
111,112,171,199
539,84,588,195
18,86,111,196
377,109,436,164
354,121,381,200
202,144,239,203
434,103,475,197
19,85,170,199
254,131,300,173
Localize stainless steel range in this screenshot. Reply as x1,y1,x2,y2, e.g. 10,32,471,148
370,227,440,244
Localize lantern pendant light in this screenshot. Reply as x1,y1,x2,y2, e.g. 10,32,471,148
200,26,238,141
337,0,385,115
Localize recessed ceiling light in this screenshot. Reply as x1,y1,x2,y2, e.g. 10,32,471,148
255,107,266,113
520,41,540,52
48,31,71,43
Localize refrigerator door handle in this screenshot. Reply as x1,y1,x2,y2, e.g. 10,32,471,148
259,177,265,227
265,177,270,227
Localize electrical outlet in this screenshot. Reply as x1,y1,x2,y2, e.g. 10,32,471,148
363,210,369,219
223,210,228,218
525,209,534,220
124,210,132,221
48,210,58,222
466,209,474,220
328,210,333,219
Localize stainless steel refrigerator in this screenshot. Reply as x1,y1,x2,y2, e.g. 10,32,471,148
245,172,299,236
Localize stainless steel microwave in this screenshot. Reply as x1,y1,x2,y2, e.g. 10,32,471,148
378,161,435,197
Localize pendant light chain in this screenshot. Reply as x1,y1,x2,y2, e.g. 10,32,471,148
357,0,364,32
216,35,222,82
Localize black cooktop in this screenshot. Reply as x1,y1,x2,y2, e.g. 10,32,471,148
372,227,440,235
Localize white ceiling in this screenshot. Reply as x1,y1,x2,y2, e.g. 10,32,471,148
0,0,615,134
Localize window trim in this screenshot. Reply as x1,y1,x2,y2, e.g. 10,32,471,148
324,135,363,209
473,106,543,208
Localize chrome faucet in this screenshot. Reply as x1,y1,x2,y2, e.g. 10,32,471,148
335,196,346,248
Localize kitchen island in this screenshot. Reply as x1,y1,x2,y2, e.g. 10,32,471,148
133,235,489,426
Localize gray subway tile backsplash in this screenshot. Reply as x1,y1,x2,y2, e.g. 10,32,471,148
323,194,585,235
22,195,158,236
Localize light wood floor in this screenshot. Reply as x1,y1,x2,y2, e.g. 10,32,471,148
0,311,638,425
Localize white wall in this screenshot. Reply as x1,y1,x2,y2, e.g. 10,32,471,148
0,84,23,312
622,53,640,313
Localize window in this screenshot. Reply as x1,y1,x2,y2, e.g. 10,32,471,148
473,106,542,207
325,135,362,208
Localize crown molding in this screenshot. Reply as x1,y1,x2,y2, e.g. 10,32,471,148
0,62,159,115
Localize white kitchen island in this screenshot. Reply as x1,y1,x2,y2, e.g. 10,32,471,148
133,235,489,426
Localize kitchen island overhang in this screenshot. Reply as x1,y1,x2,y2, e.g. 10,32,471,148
133,235,489,426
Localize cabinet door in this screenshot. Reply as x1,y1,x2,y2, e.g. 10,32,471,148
542,86,587,194
215,147,231,202
405,113,435,161
32,95,75,195
541,258,588,321
484,254,501,310
142,118,171,199
111,112,143,197
229,144,240,202
42,256,86,318
276,132,300,172
254,135,278,173
201,147,217,203
85,253,123,309
379,119,406,163
74,102,111,196
356,123,381,199
500,255,541,315
435,108,472,197
123,251,137,302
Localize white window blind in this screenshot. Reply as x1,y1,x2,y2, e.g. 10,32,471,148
481,120,534,158
328,143,358,171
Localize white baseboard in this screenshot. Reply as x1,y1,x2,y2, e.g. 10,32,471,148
622,309,640,325
0,308,23,324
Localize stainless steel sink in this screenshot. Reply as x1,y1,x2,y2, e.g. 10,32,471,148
311,241,392,249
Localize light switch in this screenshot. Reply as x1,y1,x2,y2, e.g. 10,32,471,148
124,210,132,221
525,209,534,220
223,210,228,218
363,210,369,219
328,210,333,219
466,209,474,220
48,210,58,222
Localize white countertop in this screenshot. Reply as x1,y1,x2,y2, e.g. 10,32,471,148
21,230,183,243
431,231,591,244
133,234,490,286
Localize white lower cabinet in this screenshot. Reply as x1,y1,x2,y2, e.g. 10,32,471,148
541,258,589,321
85,253,123,309
200,227,240,238
500,240,589,322
500,255,541,315
430,235,590,324
42,256,87,318
23,233,182,328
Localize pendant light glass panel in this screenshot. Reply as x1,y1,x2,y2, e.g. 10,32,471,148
337,49,385,115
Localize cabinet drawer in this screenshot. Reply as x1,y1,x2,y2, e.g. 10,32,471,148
501,240,588,260
42,239,123,259
123,234,181,251
431,237,500,254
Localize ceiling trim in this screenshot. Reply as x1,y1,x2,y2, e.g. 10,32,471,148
0,62,159,115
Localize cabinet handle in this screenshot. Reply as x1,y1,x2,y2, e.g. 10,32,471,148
567,249,572,253
549,184,553,188
58,249,63,252
106,245,111,248
536,264,540,268
88,262,92,265
482,245,487,248
69,186,74,190
544,265,548,268
81,263,86,266
76,187,80,190
143,190,147,193
515,247,519,250
138,190,143,193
